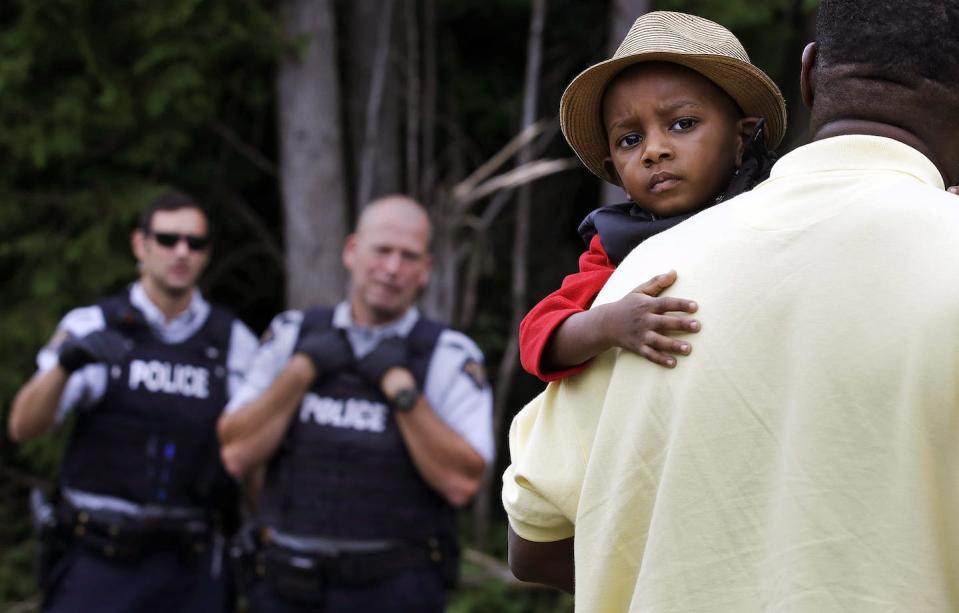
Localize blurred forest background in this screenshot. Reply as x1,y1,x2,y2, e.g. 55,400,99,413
0,0,818,610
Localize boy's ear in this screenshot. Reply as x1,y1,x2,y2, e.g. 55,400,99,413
734,117,762,166
602,158,624,187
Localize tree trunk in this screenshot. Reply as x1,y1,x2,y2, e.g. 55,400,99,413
601,0,650,206
404,0,421,201
346,0,402,211
474,0,547,552
421,0,437,210
276,0,349,308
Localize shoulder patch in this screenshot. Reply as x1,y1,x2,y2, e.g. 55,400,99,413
461,358,487,389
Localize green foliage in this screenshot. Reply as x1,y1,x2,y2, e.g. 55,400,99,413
0,480,35,606
653,0,820,82
449,579,574,613
0,0,284,399
0,0,282,180
0,0,285,605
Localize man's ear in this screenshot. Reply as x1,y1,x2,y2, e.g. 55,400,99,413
734,117,762,166
131,229,146,262
800,42,817,109
418,253,433,289
603,158,624,187
341,234,357,269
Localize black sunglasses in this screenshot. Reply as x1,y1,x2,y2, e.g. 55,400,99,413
148,231,210,251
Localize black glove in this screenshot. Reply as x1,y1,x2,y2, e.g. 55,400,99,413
293,328,355,378
58,329,132,373
355,336,410,388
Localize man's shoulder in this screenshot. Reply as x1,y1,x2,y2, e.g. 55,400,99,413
58,303,107,335
593,207,731,307
433,327,484,360
254,309,304,346
203,304,259,358
38,303,107,364
427,328,489,389
270,309,306,327
206,300,240,322
904,182,959,214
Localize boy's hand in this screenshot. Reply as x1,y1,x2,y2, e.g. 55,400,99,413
948,186,959,195
600,270,700,368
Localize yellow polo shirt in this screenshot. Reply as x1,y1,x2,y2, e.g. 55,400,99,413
503,136,959,612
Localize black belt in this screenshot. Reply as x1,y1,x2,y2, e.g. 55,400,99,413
57,501,212,561
259,538,442,605
266,539,437,583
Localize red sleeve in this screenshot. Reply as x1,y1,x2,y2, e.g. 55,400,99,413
519,235,615,382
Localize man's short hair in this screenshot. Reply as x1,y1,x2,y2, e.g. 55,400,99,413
138,190,210,234
816,0,959,85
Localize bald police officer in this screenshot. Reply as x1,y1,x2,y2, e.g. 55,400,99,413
8,191,258,612
218,195,494,612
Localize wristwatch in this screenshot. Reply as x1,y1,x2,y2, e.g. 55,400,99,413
389,387,419,413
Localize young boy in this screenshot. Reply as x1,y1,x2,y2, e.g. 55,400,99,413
520,11,787,381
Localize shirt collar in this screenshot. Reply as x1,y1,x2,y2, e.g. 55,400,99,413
332,301,419,337
770,135,944,189
129,281,210,340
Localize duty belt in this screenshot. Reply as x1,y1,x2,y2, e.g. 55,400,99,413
258,528,446,595
57,493,212,560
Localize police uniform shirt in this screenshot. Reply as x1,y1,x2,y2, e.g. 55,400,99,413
35,283,258,512
225,302,495,465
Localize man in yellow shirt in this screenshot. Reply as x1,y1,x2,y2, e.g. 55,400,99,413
503,1,959,611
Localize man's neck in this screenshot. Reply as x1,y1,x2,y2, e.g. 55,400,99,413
349,301,404,329
140,278,193,322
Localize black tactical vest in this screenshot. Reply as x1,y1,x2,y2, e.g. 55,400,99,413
259,307,457,546
60,292,233,509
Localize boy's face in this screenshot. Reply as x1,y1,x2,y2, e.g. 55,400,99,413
602,62,754,217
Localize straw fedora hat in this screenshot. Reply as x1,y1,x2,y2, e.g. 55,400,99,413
560,11,787,182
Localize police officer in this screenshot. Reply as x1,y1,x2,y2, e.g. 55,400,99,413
7,191,258,612
218,195,494,612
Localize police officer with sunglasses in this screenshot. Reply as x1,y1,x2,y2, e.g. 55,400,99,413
8,191,258,613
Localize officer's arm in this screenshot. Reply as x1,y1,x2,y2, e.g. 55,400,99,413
241,466,266,513
383,368,486,508
217,354,316,478
507,525,575,594
7,367,69,442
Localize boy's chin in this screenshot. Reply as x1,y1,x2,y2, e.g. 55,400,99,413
636,199,702,218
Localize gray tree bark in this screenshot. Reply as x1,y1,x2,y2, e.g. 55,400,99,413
276,0,348,308
474,0,547,551
404,0,421,200
346,0,402,210
420,0,437,209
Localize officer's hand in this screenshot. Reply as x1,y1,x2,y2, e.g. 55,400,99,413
355,336,410,389
58,330,132,373
292,328,355,378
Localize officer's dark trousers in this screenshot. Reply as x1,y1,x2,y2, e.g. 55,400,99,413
249,566,445,613
43,545,229,613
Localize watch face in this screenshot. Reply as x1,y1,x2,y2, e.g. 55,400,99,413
391,387,419,412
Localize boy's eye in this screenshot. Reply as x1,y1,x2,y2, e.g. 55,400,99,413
670,118,697,131
617,133,643,148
